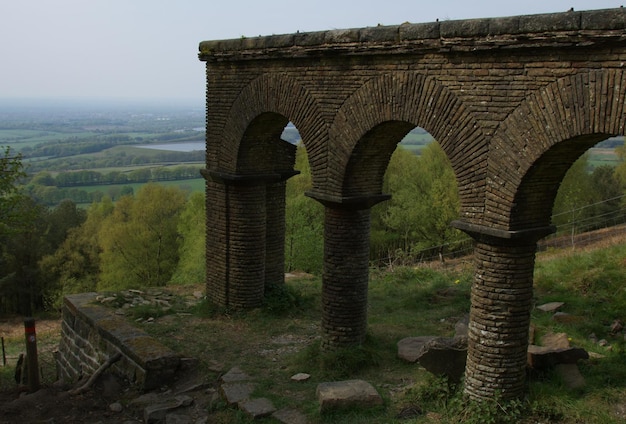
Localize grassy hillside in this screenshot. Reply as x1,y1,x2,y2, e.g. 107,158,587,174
3,233,625,422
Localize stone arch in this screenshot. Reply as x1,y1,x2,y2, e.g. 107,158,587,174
204,73,326,309
328,72,486,221
213,73,327,185
487,69,626,231
462,69,626,402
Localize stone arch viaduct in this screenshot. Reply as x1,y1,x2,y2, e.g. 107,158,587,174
198,7,626,400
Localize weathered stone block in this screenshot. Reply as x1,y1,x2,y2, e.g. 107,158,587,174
316,380,383,413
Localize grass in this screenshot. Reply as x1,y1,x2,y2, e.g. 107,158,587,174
2,236,626,422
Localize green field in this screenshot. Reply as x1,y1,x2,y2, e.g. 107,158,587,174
588,147,621,168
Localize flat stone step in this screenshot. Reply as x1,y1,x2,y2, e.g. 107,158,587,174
316,379,383,413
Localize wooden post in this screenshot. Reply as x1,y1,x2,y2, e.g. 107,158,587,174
24,318,40,392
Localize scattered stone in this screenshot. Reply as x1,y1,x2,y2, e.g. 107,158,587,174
527,345,589,369
454,315,469,338
239,397,276,419
144,395,193,424
536,301,564,313
416,337,467,382
589,333,598,343
610,319,624,334
555,363,586,389
109,402,123,412
99,296,117,304
599,339,609,346
397,336,437,363
192,290,204,299
272,407,308,424
290,373,311,382
220,383,255,405
541,332,570,349
588,351,605,359
316,379,383,413
220,367,250,383
207,359,224,373
528,324,536,344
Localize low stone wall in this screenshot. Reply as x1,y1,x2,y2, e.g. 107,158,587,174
56,292,180,391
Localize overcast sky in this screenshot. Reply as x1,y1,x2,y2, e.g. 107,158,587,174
0,1,621,103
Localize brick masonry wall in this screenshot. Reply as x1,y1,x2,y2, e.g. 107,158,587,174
56,293,180,391
197,7,626,399
200,7,626,231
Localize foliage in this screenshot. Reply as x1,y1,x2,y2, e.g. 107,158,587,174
285,146,324,273
0,146,27,235
294,337,382,380
262,282,312,317
170,191,206,285
450,394,526,424
39,198,113,305
0,198,86,314
371,144,464,265
98,184,186,290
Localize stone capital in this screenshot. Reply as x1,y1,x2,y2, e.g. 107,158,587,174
305,191,391,210
451,220,555,245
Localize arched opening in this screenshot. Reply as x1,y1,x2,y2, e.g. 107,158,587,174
369,127,469,267
205,113,307,309
282,124,324,275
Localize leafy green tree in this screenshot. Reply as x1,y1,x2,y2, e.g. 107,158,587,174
285,145,324,273
98,184,186,290
170,191,206,284
372,143,463,264
552,154,598,235
40,198,113,300
0,146,27,235
590,164,623,226
0,197,49,314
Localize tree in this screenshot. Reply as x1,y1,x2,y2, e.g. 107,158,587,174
170,191,206,284
284,145,324,273
372,143,463,263
552,153,598,237
40,197,113,301
0,197,49,314
0,146,27,235
98,184,186,290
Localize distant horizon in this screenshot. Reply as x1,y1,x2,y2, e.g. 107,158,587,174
0,96,204,106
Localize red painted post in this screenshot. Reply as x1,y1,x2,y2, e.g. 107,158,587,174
24,318,40,392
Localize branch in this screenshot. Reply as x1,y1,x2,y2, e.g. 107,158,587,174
69,352,122,396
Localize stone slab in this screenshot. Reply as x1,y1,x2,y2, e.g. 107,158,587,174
316,379,383,413
239,397,276,419
527,345,589,369
220,382,256,405
397,336,437,363
536,302,565,313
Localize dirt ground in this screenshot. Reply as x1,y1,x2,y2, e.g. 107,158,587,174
0,317,148,424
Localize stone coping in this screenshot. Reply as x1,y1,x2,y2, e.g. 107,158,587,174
199,7,626,60
63,293,180,372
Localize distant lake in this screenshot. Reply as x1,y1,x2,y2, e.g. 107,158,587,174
136,142,205,152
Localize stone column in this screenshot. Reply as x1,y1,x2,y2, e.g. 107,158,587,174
203,171,267,309
308,193,390,350
452,221,555,400
264,171,299,290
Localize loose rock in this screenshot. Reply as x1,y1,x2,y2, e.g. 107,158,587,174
316,379,383,413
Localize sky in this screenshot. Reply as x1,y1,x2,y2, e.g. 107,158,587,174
0,1,622,104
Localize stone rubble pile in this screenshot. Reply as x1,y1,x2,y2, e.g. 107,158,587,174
95,289,204,320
